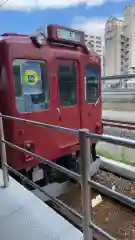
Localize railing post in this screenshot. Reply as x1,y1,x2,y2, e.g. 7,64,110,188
0,114,9,187
79,129,92,240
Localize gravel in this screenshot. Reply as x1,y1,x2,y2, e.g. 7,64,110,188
59,170,135,239
93,170,135,199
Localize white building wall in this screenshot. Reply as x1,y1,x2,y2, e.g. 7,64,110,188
84,34,104,76
105,5,135,76
104,17,124,76
124,5,135,73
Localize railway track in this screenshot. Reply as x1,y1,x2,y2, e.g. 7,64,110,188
46,168,135,240
102,119,135,131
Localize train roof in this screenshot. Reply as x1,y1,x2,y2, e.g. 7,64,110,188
0,31,101,62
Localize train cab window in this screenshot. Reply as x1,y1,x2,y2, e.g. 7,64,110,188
57,60,77,106
0,59,2,80
84,65,99,103
13,59,49,113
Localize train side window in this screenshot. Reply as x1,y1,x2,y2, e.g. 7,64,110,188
0,60,2,79
84,65,100,104
57,60,77,106
13,59,49,113
13,65,22,97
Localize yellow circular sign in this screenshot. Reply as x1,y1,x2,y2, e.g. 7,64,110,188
24,70,38,85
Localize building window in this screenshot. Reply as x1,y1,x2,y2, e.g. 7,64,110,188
13,59,49,113
96,41,101,44
96,36,101,40
57,60,77,106
96,49,101,53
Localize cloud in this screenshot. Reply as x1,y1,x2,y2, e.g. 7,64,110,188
72,13,123,37
72,17,106,37
0,0,127,11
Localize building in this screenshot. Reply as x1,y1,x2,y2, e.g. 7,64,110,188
104,17,124,76
105,5,135,76
84,33,104,76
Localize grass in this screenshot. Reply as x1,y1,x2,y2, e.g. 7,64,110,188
97,148,134,165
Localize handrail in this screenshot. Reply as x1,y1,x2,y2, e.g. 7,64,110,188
0,113,78,134
1,113,135,239
86,131,135,148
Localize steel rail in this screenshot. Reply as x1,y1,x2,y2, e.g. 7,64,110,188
103,122,135,130
102,118,135,126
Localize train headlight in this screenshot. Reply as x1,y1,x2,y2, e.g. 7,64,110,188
25,143,32,150
31,32,46,47
36,33,46,46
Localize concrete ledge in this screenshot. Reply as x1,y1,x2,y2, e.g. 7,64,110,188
103,110,135,122
100,157,135,181
0,169,83,240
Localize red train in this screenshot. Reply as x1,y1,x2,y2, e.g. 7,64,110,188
0,25,102,184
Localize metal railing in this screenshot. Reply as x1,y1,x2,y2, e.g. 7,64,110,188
102,74,135,110
102,73,135,93
1,114,135,239
102,73,135,81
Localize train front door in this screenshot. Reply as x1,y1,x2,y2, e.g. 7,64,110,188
56,59,81,149
81,59,101,133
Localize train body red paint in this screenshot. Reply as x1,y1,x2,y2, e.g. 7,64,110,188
0,25,102,183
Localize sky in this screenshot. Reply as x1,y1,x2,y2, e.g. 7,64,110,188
0,0,134,36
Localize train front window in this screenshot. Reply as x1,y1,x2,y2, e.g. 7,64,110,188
13,59,49,113
84,65,100,104
57,60,77,106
